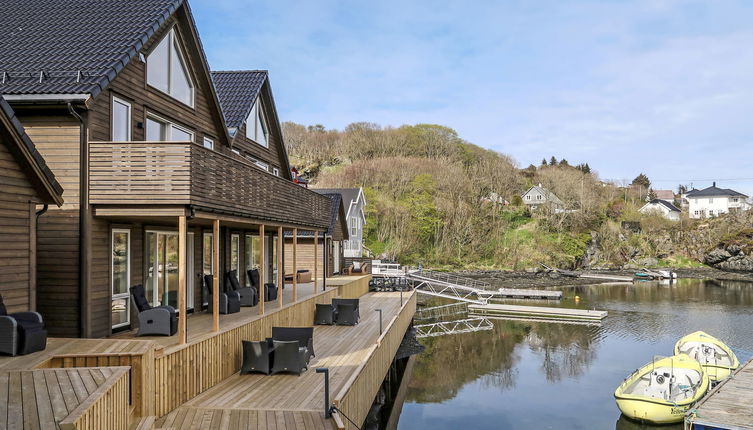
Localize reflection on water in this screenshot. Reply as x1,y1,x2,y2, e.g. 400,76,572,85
398,279,753,430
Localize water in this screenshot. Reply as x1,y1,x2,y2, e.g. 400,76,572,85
398,279,753,430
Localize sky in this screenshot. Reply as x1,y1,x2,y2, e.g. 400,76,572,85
191,0,753,195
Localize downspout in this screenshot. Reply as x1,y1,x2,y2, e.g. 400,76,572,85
68,102,90,338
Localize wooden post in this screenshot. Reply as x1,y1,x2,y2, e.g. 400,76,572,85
259,224,265,314
277,226,283,307
314,231,318,292
212,219,220,332
178,216,187,345
292,228,297,302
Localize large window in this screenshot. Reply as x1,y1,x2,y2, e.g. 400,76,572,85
146,28,194,106
111,97,131,141
146,115,193,142
245,234,260,286
145,231,194,309
231,234,240,273
111,230,130,329
245,99,268,147
203,232,213,276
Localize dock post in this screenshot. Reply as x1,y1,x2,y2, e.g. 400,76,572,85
316,368,331,418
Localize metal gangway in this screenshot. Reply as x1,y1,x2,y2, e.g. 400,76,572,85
414,317,494,338
407,270,497,305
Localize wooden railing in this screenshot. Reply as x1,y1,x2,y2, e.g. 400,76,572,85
58,367,131,430
333,291,416,430
89,141,330,228
328,275,371,299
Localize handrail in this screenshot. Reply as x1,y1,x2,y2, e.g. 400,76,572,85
58,366,131,430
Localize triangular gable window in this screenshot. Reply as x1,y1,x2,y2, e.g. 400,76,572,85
147,28,194,107
245,98,268,147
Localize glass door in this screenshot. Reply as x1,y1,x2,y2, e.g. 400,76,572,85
263,235,277,284
145,230,193,309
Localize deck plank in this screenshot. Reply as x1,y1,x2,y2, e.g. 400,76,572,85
687,357,753,429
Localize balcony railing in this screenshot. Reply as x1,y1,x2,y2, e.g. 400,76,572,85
89,141,330,228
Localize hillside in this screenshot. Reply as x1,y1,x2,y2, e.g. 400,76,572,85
283,121,752,270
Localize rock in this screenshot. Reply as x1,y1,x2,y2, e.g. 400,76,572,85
717,255,753,272
635,257,658,267
727,244,742,256
705,248,732,265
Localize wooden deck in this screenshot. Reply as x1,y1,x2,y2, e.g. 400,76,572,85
156,291,416,430
0,367,130,430
685,358,753,430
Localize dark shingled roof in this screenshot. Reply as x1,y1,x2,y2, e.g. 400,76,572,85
686,185,747,198
0,0,182,97
286,192,347,239
0,96,63,205
211,70,267,129
313,188,361,211
646,199,680,212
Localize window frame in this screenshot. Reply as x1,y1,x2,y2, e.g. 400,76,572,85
231,234,240,273
203,137,214,150
272,167,280,176
145,113,194,142
111,96,132,141
111,229,131,329
146,27,195,108
255,160,269,171
245,99,269,147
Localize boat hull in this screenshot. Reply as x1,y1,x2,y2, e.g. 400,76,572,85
615,397,692,424
674,331,739,382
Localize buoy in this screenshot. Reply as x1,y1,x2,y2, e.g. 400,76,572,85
575,295,581,303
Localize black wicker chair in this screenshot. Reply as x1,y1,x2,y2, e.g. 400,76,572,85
241,340,272,375
332,298,360,325
0,295,47,356
270,340,308,375
272,326,314,362
264,283,278,302
226,270,258,307
203,274,241,314
314,304,336,325
129,285,177,336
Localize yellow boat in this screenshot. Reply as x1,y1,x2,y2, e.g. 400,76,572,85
674,331,739,382
614,354,709,424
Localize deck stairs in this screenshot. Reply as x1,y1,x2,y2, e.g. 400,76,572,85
414,317,494,338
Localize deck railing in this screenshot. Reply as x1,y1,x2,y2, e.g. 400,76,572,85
89,141,330,228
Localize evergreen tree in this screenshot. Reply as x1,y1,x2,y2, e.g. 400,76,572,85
582,163,591,174
541,158,548,166
631,173,651,189
550,156,557,166
559,159,569,167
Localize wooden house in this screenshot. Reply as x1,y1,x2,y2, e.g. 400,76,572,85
0,0,330,339
284,192,349,277
0,96,64,313
315,188,367,258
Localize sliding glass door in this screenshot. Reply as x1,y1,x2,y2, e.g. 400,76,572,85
145,230,193,309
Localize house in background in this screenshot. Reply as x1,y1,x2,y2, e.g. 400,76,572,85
683,183,751,219
315,188,367,258
284,192,349,276
0,97,64,313
521,184,564,210
652,190,675,202
639,199,681,221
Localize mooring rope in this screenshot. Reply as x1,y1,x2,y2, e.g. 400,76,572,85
330,406,363,430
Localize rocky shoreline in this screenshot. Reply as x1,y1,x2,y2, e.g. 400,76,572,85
455,267,753,289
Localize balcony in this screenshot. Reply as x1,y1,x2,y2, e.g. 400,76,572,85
89,141,330,228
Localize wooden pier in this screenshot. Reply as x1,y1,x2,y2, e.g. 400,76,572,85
468,303,608,323
491,288,562,300
685,357,753,430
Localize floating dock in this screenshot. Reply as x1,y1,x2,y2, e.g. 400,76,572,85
468,303,607,323
491,288,562,300
685,357,753,430
576,273,634,282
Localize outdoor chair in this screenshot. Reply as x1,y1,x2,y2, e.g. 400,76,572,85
203,274,241,314
226,270,258,307
264,283,278,302
272,326,314,362
0,295,47,356
332,298,360,325
270,340,308,375
241,340,273,375
129,284,177,336
296,270,312,283
314,303,337,325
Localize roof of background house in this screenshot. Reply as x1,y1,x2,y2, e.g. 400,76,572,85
210,70,267,129
314,188,362,208
653,190,675,200
521,184,564,205
0,96,63,205
685,184,748,198
643,199,680,212
285,192,348,239
0,0,184,98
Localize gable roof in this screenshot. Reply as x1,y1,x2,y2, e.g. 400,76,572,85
285,193,348,240
643,199,680,212
211,70,267,129
521,185,563,205
0,0,182,99
685,184,747,198
0,96,63,205
313,188,363,211
653,190,675,200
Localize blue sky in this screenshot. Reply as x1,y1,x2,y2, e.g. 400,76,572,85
192,0,753,195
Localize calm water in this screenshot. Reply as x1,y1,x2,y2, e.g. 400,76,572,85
398,279,753,430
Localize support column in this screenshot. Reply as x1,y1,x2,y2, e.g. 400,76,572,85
178,216,187,345
277,226,283,307
323,237,328,291
313,231,318,292
259,224,265,314
292,228,298,302
212,219,220,332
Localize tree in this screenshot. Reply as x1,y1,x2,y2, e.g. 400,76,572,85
550,156,557,166
631,173,651,189
648,188,657,201
678,184,688,194
541,158,548,166
558,159,569,167
580,163,591,174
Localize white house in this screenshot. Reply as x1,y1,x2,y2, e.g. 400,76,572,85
640,199,681,221
314,187,366,257
521,184,563,210
683,183,750,219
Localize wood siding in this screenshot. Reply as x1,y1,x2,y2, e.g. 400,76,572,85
0,141,36,312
